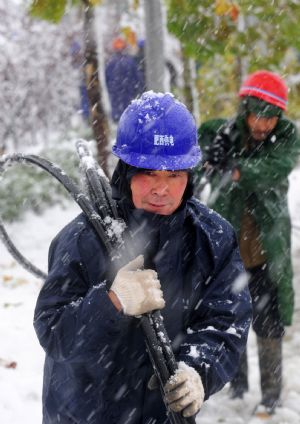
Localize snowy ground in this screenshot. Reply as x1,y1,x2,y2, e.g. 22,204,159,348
0,167,300,424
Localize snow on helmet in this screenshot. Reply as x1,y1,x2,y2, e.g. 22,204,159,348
112,91,202,170
239,70,288,111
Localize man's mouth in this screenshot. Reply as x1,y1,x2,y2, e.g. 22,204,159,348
252,131,268,141
148,203,167,208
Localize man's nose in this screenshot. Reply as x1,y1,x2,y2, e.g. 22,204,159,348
151,181,168,195
256,118,272,132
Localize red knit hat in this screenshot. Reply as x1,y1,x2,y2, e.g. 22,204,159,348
112,37,127,51
239,70,288,111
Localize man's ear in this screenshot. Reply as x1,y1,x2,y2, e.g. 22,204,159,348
182,172,194,201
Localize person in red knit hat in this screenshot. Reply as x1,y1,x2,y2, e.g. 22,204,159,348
196,70,300,418
239,70,288,110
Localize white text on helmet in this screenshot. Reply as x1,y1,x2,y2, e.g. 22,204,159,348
154,135,174,147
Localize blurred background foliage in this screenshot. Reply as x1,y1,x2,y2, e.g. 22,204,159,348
0,143,80,221
29,0,102,23
167,0,300,122
27,0,300,122
29,0,300,122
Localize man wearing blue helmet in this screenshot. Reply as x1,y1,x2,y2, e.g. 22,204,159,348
34,91,252,424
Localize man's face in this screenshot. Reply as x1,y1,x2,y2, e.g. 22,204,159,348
246,113,279,141
130,170,188,215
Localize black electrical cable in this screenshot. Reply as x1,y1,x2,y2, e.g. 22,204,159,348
76,139,118,219
0,153,114,278
0,218,47,280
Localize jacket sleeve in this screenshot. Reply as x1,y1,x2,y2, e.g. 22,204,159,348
198,119,227,162
238,120,300,191
34,223,127,363
178,223,252,400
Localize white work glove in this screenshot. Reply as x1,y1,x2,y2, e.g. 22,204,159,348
164,362,204,418
110,255,165,316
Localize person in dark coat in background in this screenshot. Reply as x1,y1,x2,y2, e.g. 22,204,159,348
34,91,252,424
105,37,142,123
69,39,90,121
134,39,179,95
197,70,300,418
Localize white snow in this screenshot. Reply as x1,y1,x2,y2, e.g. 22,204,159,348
188,345,199,359
0,203,81,423
232,272,250,294
1,166,300,423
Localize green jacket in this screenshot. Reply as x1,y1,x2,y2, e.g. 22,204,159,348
197,116,300,325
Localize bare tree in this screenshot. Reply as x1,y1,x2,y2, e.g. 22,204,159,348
0,3,80,152
82,1,110,176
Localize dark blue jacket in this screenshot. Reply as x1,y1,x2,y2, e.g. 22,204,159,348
105,52,141,122
34,198,252,423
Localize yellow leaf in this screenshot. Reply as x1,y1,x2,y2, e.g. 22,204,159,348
133,0,139,10
215,0,232,16
88,0,102,5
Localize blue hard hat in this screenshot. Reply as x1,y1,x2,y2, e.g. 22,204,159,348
112,91,202,170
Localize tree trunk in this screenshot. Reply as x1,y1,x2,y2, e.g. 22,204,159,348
182,53,199,123
82,1,110,177
144,0,168,92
